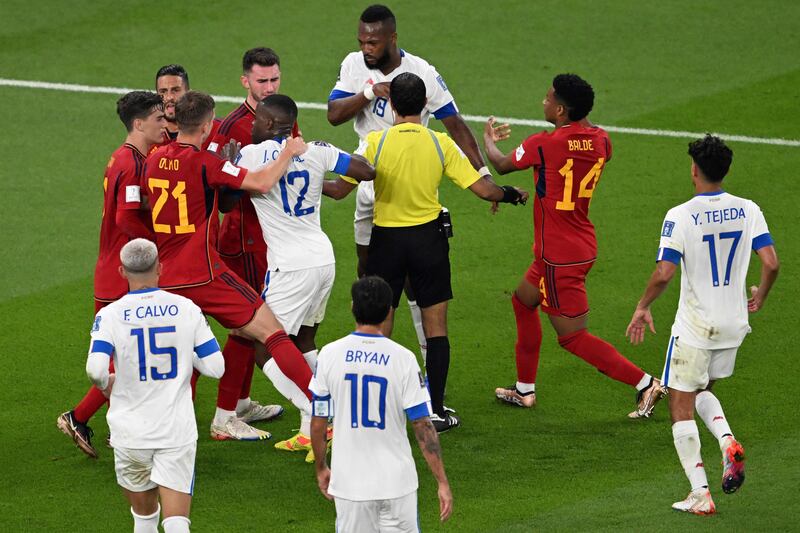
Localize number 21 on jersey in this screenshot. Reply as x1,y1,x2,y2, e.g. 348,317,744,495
556,157,605,211
148,178,196,234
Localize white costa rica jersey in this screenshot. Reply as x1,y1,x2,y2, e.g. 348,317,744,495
329,49,459,141
657,191,773,349
240,140,352,271
88,288,221,448
309,332,432,501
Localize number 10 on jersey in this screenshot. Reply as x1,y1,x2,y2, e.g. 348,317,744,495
344,373,388,429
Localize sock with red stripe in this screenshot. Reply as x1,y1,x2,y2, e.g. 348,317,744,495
695,390,734,452
265,331,312,400
673,420,709,490
217,334,253,411
512,293,541,386
557,329,644,387
73,358,114,423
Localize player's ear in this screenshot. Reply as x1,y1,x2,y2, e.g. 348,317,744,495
240,74,249,90
118,266,127,280
156,261,163,276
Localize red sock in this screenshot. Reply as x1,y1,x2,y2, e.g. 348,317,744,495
217,334,253,411
512,294,541,383
190,370,200,401
558,329,645,387
239,346,256,400
265,330,312,400
73,359,114,423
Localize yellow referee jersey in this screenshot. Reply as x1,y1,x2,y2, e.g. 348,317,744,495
348,122,480,227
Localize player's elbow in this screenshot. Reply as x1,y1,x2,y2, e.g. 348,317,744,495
327,106,345,126
86,355,109,389
199,353,225,379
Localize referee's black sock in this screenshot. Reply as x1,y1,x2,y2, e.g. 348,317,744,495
425,336,450,417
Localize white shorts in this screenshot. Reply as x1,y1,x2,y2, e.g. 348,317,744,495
261,265,335,336
354,180,375,246
661,335,738,393
334,491,418,533
114,443,196,494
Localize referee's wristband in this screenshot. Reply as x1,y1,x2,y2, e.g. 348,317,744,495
500,185,523,205
363,84,376,101
478,165,490,177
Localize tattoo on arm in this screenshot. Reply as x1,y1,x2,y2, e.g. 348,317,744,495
413,419,442,457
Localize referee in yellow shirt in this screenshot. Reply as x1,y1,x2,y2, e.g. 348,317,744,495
330,72,528,432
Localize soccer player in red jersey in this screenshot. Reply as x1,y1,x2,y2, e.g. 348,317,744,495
57,91,167,458
205,48,300,436
484,74,665,417
144,91,313,440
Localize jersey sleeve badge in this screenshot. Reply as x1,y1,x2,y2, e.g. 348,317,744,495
515,144,525,162
662,220,675,237
91,315,102,333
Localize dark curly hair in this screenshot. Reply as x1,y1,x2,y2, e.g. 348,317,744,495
361,4,396,30
688,134,733,182
552,74,594,121
155,64,189,88
116,91,163,132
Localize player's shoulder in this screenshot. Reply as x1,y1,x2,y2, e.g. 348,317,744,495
339,51,368,74
400,49,435,71
219,103,250,133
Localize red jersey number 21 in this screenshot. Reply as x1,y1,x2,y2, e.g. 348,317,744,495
148,178,196,234
555,157,605,211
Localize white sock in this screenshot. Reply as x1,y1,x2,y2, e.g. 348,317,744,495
236,397,251,415
162,515,191,533
300,412,312,436
263,359,311,416
408,300,427,362
672,420,708,491
132,505,160,533
695,390,734,452
635,373,653,392
213,407,236,427
302,350,318,373
516,382,535,394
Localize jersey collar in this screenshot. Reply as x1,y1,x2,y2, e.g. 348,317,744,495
351,331,384,338
695,190,725,197
244,100,257,116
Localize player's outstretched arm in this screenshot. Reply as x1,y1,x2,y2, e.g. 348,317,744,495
468,176,528,206
749,245,779,312
322,177,358,200
441,114,486,170
327,82,390,126
412,417,453,522
626,261,678,344
240,137,308,194
310,415,333,500
483,117,519,175
343,153,376,182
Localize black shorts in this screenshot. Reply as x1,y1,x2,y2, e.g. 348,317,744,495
366,219,452,308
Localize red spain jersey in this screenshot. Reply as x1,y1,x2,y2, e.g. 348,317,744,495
143,142,248,289
148,119,221,156
512,123,612,266
210,101,299,256
94,144,149,301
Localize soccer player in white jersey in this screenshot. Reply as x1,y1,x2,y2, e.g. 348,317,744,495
325,4,488,364
310,276,452,532
234,94,376,460
626,135,779,515
85,239,225,533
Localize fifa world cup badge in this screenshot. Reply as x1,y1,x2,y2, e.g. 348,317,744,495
91,316,102,333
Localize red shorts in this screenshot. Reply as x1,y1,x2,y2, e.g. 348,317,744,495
525,259,594,318
167,269,262,329
221,251,268,292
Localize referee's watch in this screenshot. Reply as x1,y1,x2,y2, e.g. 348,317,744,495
500,185,524,205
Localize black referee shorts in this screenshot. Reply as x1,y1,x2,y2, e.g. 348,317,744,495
366,219,452,309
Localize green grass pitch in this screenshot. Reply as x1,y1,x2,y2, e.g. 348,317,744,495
1,1,798,531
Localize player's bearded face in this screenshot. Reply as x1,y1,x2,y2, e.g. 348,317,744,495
245,64,281,101
359,24,392,70
156,76,187,121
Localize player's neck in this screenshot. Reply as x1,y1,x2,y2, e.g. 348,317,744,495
125,133,151,155
355,324,384,336
128,279,158,292
394,114,422,125
176,132,203,149
694,181,723,195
